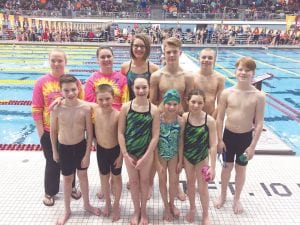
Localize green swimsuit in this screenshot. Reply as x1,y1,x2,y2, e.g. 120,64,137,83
158,115,180,161
125,101,153,158
184,113,209,165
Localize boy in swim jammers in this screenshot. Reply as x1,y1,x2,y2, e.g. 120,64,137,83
50,75,100,225
214,57,265,214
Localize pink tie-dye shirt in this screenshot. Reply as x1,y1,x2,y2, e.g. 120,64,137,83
84,71,129,110
31,73,84,132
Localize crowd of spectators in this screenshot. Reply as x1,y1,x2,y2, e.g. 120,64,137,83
0,0,299,45
1,18,299,46
0,0,299,19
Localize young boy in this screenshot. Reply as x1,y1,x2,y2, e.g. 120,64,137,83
32,48,83,206
214,57,266,214
194,48,225,118
50,75,100,225
92,84,123,222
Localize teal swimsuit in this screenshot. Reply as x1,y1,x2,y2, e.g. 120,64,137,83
125,101,153,158
126,60,151,100
158,115,180,161
184,113,209,165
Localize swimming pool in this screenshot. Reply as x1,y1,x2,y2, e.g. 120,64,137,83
0,44,299,154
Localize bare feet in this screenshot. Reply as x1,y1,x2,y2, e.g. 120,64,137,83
233,199,243,214
130,211,140,225
214,195,226,209
84,204,101,216
102,203,112,217
163,207,173,221
112,204,121,222
185,208,195,223
170,204,180,219
96,191,104,199
139,213,148,225
147,185,153,200
56,211,71,225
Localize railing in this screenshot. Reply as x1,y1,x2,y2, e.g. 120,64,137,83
12,9,293,21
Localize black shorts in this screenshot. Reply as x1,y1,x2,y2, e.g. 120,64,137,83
59,139,87,176
223,128,252,166
96,144,122,176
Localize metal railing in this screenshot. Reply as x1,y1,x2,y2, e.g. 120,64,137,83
10,9,292,21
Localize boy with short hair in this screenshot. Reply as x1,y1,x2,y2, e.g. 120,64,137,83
214,57,266,214
50,75,100,225
194,48,225,118
91,84,123,222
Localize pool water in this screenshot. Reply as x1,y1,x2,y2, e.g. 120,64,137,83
0,45,299,154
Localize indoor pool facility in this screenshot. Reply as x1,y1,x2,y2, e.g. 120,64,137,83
0,44,299,154
0,44,300,225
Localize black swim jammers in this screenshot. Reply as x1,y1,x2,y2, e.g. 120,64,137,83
58,139,88,176
96,144,122,176
222,128,253,166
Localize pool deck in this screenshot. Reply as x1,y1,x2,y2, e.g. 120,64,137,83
0,41,298,224
0,148,299,225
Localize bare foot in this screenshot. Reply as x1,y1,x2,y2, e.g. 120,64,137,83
112,204,121,222
102,203,112,217
170,204,180,219
139,214,148,225
163,207,173,221
130,212,140,225
147,185,153,200
185,208,195,223
84,204,101,216
233,199,243,214
214,195,226,209
96,191,104,199
177,187,186,201
56,211,71,225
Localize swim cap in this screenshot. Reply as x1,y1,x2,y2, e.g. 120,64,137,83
163,89,180,104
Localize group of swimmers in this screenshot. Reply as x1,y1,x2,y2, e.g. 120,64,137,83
31,34,266,225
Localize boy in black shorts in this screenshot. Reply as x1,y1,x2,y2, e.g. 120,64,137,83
214,57,265,214
50,75,100,225
92,84,123,222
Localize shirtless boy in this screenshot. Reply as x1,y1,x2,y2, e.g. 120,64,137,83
92,84,122,222
150,37,194,112
150,37,194,200
214,57,266,214
194,48,225,118
50,75,100,225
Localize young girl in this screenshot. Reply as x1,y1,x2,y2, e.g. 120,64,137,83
156,89,185,221
118,77,160,225
121,33,159,100
121,33,159,196
183,89,217,225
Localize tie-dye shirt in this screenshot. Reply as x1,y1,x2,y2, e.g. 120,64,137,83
84,71,129,110
31,73,84,132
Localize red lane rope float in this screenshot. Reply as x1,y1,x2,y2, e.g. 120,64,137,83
0,100,32,105
0,144,97,151
0,144,42,151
